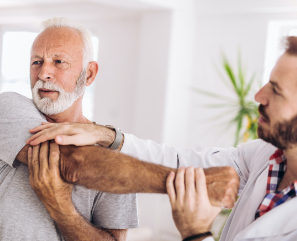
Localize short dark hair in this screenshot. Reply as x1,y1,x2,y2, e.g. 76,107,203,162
285,36,297,55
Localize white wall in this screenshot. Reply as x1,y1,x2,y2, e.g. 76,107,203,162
133,11,172,142
186,11,297,150
92,18,141,134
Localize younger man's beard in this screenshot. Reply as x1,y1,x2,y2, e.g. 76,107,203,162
31,69,86,116
257,104,297,150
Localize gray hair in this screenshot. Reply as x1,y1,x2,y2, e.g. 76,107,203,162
41,17,94,69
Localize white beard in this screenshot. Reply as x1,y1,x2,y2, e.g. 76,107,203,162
31,69,86,115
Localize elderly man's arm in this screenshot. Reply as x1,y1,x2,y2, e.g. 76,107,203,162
28,142,127,241
17,144,239,208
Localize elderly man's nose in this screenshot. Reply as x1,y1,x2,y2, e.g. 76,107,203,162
38,64,54,81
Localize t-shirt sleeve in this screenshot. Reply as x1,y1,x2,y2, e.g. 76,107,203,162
0,92,47,167
91,192,139,229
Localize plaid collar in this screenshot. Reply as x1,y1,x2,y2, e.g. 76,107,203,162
255,149,297,219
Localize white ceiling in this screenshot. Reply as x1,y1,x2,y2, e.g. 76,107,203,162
194,0,297,15
0,0,296,27
0,0,169,27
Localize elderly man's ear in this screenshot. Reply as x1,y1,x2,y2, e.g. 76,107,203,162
86,61,99,86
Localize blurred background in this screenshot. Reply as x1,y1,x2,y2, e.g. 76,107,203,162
2,0,297,240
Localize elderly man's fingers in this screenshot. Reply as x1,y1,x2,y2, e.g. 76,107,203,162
49,141,60,174
175,167,186,204
39,141,49,177
166,171,177,207
28,146,33,176
31,144,41,179
185,167,195,196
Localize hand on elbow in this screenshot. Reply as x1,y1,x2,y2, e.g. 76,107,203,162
166,167,221,239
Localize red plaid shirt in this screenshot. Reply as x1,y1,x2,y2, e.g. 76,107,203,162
255,149,297,219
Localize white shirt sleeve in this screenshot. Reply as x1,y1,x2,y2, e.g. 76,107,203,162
121,133,269,192
202,237,215,241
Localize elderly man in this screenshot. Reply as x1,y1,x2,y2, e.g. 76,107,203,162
26,36,297,241
0,17,138,241
0,16,242,241
0,17,240,241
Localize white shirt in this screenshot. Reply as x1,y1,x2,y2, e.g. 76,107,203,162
122,134,297,241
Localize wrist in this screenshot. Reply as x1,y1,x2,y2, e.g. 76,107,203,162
48,202,77,221
95,125,116,148
181,228,211,240
104,125,123,150
182,231,213,241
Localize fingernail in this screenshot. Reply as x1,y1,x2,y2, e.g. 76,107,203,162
56,136,62,143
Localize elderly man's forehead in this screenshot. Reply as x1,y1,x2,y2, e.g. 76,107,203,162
32,27,84,49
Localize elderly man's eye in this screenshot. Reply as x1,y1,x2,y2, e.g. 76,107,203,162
32,61,41,65
55,60,64,64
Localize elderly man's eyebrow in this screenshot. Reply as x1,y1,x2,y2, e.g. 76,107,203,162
31,54,42,59
270,80,283,91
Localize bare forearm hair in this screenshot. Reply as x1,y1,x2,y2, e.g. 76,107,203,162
16,144,176,194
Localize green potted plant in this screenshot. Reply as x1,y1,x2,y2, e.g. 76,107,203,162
192,52,260,147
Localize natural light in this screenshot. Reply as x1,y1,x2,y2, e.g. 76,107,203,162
1,31,99,120
263,20,297,85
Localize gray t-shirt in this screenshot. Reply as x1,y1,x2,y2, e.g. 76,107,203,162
0,92,138,241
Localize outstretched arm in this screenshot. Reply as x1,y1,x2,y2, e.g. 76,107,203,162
17,143,239,208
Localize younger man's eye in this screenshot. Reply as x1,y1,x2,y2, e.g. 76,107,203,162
273,88,279,95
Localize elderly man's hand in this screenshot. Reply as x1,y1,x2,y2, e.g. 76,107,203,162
26,122,115,148
28,141,74,218
167,167,221,240
204,166,239,208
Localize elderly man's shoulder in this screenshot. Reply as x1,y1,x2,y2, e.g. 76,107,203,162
0,91,43,119
0,91,35,109
0,91,32,104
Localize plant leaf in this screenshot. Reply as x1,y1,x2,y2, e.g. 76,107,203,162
191,87,235,102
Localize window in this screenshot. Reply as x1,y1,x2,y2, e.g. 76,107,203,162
0,31,99,120
263,20,297,85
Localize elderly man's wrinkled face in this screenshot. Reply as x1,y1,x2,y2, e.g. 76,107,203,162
30,27,86,115
255,53,297,150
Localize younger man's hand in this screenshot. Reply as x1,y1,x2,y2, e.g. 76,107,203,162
26,122,115,148
167,167,221,239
